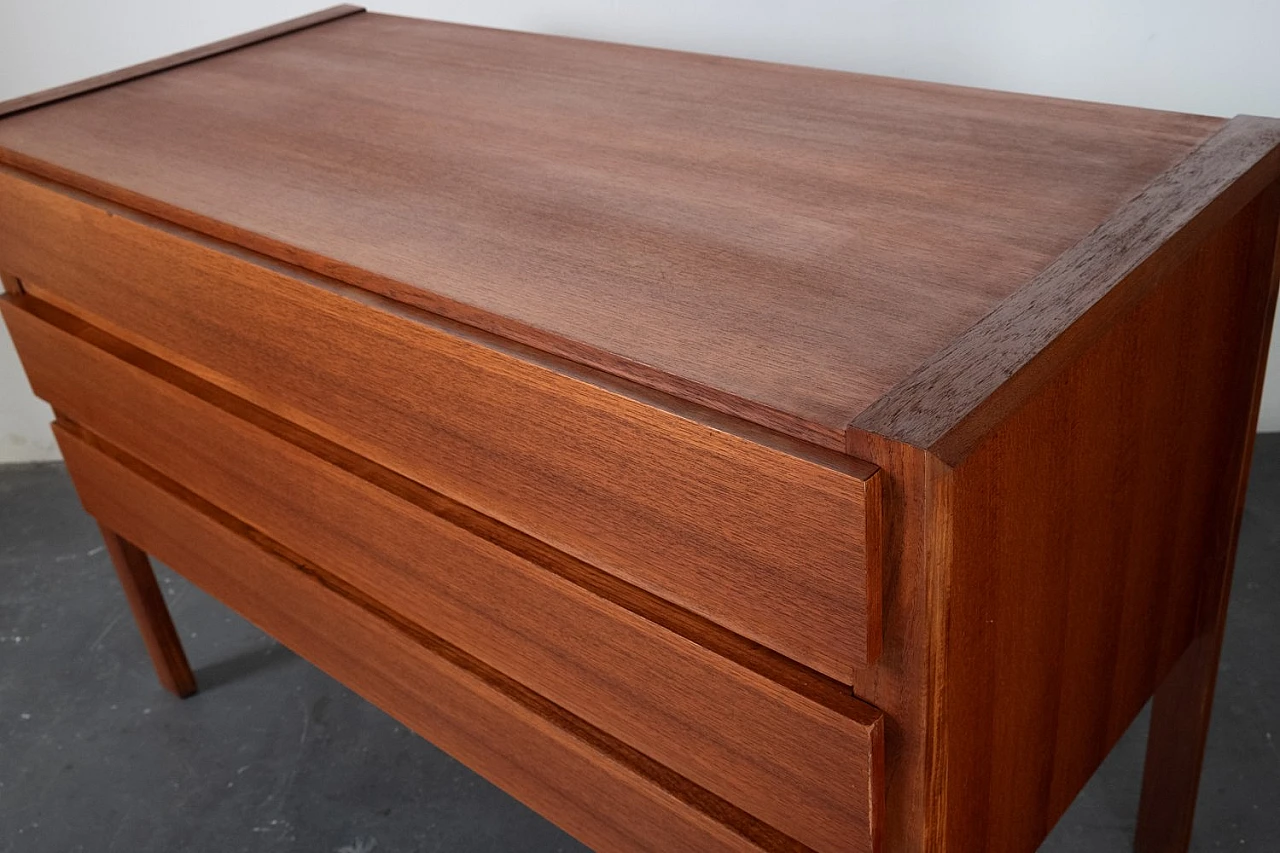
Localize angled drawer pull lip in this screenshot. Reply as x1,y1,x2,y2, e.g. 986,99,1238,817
3,295,886,853
0,165,886,681
3,289,868,716
53,424,785,853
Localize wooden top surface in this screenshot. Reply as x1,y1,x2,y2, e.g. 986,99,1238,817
0,8,1255,451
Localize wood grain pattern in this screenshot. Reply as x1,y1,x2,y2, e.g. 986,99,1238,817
54,425,784,853
1135,635,1228,853
933,183,1280,853
1134,180,1280,853
95,523,197,698
3,13,1278,852
0,6,365,119
840,433,952,853
0,166,883,681
3,295,858,716
855,115,1280,460
0,12,1221,446
3,296,884,853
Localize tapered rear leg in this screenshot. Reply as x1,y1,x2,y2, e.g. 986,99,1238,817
1134,626,1226,853
97,522,197,698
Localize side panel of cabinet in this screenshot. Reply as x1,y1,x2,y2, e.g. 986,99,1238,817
936,186,1280,852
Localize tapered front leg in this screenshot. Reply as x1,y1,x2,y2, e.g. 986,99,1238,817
97,522,198,698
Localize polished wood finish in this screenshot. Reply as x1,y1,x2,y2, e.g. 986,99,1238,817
1136,636,1228,853
0,13,1222,449
55,427,775,853
0,165,883,681
0,6,365,119
3,296,884,853
2,9,1279,853
839,435,950,853
95,522,197,698
931,189,1280,852
1134,182,1280,853
856,116,1280,460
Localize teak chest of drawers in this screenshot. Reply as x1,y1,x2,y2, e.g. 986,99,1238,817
2,7,1278,852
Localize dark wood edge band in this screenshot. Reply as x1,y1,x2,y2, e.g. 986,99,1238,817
850,114,1280,465
0,5,365,120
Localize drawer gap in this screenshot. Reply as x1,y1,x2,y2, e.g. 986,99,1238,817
55,417,812,853
12,291,876,722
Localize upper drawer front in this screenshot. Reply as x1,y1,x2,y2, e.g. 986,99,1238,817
0,167,883,680
4,299,884,853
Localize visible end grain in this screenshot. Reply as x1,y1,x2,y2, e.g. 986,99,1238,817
0,273,24,295
861,466,887,670
852,115,1280,464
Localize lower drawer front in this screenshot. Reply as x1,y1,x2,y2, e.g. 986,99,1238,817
55,427,763,853
5,298,884,853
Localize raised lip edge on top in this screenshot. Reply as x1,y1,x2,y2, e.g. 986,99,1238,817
3,8,1275,465
0,5,365,120
850,115,1280,467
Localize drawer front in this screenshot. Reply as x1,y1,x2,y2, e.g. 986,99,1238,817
0,167,883,681
54,427,765,853
5,299,884,853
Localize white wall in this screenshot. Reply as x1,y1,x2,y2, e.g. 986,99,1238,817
2,0,1279,461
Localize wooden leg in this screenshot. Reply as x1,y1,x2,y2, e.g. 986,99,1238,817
1134,628,1225,852
1136,153,1277,853
97,522,198,698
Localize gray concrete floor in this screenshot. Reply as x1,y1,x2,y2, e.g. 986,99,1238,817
2,437,1278,852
